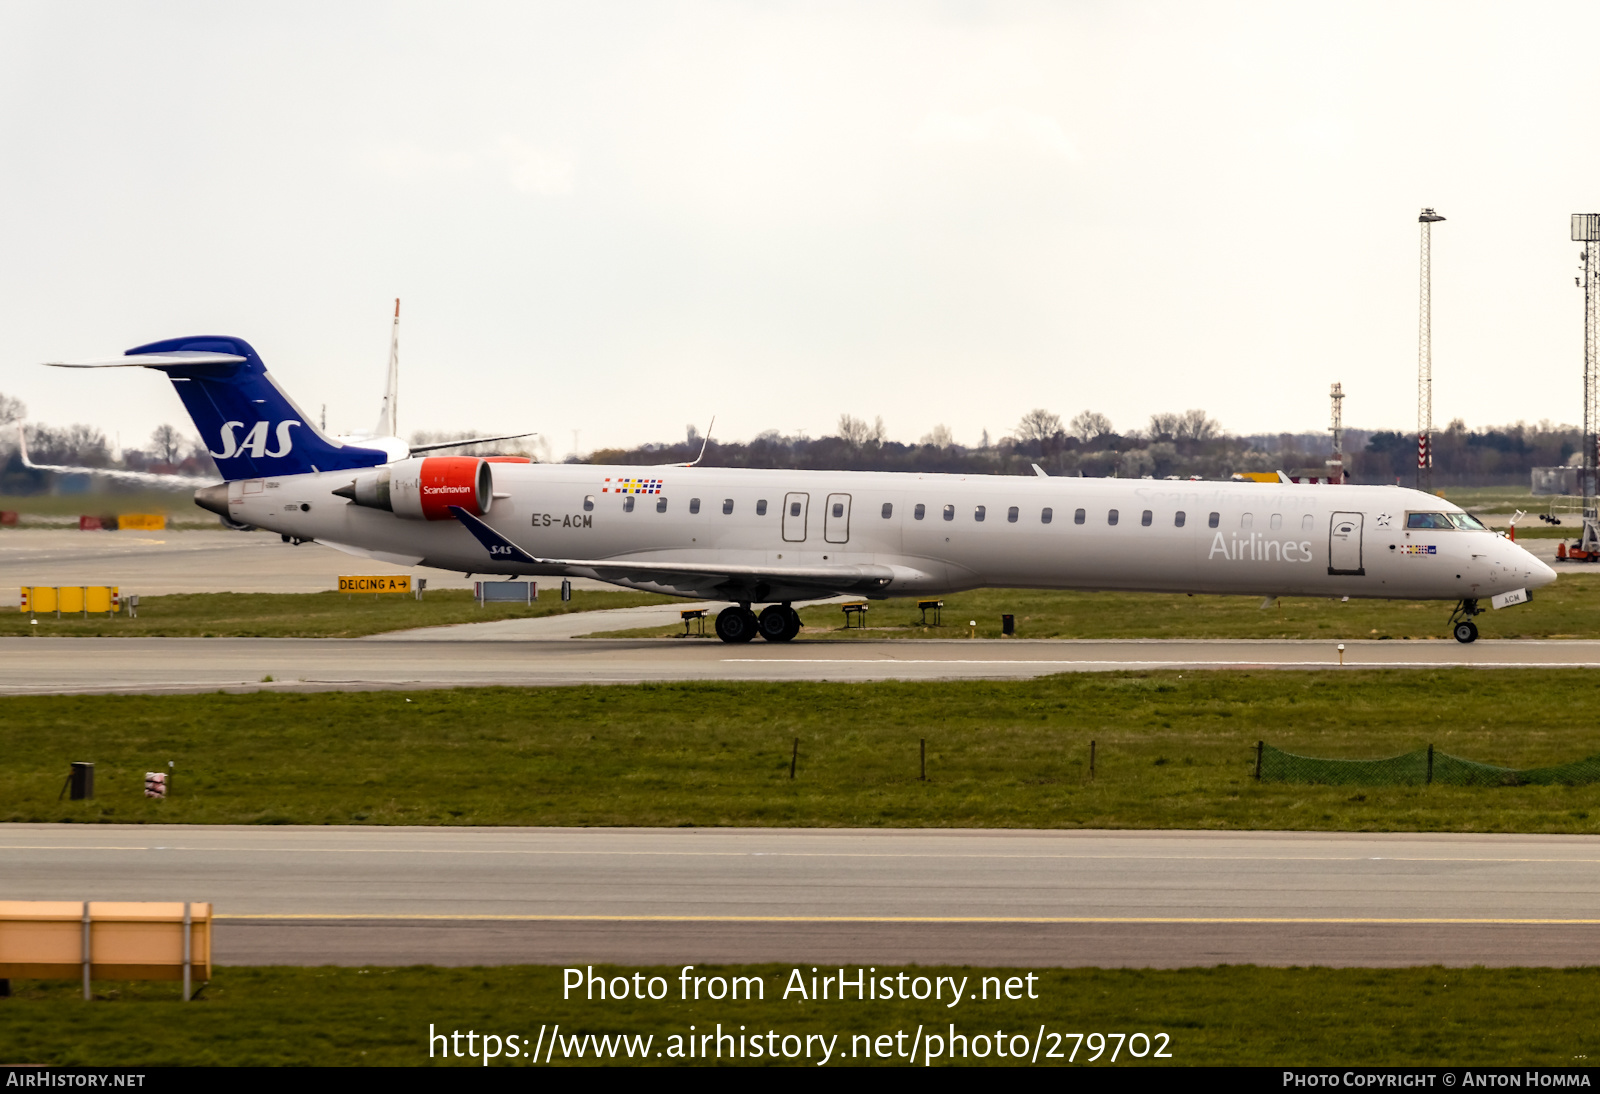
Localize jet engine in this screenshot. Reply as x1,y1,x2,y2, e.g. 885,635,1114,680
332,456,492,520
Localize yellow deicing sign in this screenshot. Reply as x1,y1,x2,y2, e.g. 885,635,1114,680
338,575,412,593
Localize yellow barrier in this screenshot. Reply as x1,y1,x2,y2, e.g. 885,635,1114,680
20,586,120,617
0,901,211,998
339,575,412,593
117,513,166,531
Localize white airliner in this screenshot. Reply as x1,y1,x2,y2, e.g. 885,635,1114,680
47,335,1555,644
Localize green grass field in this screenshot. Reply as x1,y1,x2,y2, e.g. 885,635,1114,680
0,588,676,638
8,673,1600,831
588,572,1600,641
3,964,1595,1066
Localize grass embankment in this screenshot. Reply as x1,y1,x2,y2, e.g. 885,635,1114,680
0,589,677,638
589,573,1600,641
4,965,1595,1066
7,673,1600,830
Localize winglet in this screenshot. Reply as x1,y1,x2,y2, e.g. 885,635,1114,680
1032,463,1048,477
448,505,541,565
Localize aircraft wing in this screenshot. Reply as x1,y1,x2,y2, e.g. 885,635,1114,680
409,431,537,454
448,506,895,597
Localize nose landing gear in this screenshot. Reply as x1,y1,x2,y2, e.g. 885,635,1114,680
1448,598,1483,643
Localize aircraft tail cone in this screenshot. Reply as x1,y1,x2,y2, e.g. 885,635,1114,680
331,483,356,501
193,483,229,517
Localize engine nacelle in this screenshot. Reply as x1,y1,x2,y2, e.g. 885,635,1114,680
333,456,492,521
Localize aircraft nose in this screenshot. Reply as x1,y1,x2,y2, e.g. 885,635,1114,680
1512,541,1557,587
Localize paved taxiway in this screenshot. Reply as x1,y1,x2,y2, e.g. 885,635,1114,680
0,529,611,596
5,825,1598,967
3,635,1600,694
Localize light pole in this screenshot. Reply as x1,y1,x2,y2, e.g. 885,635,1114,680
1417,208,1445,493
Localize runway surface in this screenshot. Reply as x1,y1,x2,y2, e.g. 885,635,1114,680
3,635,1600,693
0,529,611,596
6,825,1598,967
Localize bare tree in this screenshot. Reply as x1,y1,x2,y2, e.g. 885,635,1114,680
920,423,955,449
1147,412,1181,440
1069,410,1114,442
0,391,24,426
150,424,184,465
1175,408,1221,441
837,414,885,447
1015,408,1064,444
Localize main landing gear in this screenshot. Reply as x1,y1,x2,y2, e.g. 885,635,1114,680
715,603,802,644
1448,598,1483,644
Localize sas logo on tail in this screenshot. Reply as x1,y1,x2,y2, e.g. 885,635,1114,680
210,420,301,460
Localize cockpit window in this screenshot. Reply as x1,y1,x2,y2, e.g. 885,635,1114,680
1406,512,1455,530
1447,512,1487,531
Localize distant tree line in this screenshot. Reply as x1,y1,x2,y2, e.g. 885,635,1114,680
586,409,1587,487
0,384,1584,492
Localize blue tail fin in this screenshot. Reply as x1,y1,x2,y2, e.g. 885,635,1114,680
127,336,388,481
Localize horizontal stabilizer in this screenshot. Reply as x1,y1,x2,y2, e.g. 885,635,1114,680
411,431,537,454
45,351,246,369
13,424,213,488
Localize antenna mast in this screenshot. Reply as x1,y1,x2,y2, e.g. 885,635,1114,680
1573,215,1600,549
383,298,401,437
1417,209,1445,492
1329,382,1345,483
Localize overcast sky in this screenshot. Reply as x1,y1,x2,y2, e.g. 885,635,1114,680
3,1,1598,456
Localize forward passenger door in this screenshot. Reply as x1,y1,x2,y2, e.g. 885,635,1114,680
782,492,809,542
824,493,851,544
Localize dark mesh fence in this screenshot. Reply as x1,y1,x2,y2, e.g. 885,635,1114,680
1257,743,1600,787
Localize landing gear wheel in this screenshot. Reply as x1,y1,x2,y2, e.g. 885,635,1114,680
757,604,802,642
1453,620,1479,644
715,606,759,644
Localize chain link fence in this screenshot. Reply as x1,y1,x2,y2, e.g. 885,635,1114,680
1256,742,1600,787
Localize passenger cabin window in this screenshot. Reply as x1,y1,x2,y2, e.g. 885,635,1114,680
832,501,845,518
1108,509,1119,526
1208,511,1220,528
790,501,803,517
882,502,893,519
656,498,668,513
1448,513,1487,530
583,495,595,512
1407,512,1455,529
1007,506,1019,523
1141,510,1152,527
1241,513,1253,529
756,499,768,516
1269,513,1282,530
723,498,734,515
1302,514,1314,531
623,496,635,513
1074,508,1085,525
1041,507,1053,524
974,505,986,522
1175,511,1186,527
942,504,955,521
914,504,926,520
689,498,701,514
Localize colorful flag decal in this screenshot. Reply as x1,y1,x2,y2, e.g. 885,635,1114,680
602,477,664,495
